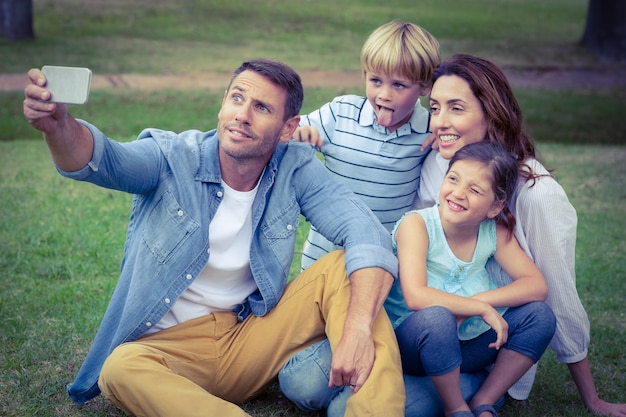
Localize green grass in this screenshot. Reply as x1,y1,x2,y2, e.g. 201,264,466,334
1,0,625,416
1,138,624,417
0,0,602,74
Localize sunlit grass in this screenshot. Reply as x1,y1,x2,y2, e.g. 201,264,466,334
1,0,597,74
1,123,624,417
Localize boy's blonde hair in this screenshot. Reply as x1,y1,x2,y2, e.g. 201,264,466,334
361,20,440,84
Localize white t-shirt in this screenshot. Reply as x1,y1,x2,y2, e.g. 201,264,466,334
148,180,259,333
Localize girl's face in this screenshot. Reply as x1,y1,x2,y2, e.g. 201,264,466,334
365,71,428,133
438,159,503,228
429,75,488,160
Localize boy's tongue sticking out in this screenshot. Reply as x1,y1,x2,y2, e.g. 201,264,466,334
377,106,393,127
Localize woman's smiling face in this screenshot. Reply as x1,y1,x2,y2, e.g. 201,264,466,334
429,75,488,160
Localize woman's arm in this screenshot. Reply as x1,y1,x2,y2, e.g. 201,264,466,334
473,224,548,308
516,171,625,415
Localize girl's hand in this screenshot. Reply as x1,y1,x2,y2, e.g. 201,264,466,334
481,307,508,350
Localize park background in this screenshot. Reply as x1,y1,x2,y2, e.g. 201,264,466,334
0,0,624,416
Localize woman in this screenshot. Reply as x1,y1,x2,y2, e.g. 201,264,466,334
419,53,626,416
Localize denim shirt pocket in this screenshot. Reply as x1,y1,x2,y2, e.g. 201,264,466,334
261,200,301,267
142,190,200,264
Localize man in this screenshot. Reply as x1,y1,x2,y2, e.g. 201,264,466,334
23,59,403,417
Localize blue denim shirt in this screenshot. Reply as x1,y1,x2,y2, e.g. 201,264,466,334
63,121,398,405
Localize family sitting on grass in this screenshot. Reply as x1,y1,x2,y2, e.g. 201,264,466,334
23,19,625,417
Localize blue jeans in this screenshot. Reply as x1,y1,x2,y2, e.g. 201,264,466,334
279,302,554,417
396,303,556,376
279,339,488,417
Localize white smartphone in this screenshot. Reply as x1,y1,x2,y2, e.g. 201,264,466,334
41,65,92,104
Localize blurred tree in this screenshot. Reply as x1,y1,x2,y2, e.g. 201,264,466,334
581,0,626,62
0,0,35,41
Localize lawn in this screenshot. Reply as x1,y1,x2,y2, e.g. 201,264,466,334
1,0,625,416
1,136,624,417
0,0,604,75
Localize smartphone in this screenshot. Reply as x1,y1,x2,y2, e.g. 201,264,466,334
41,65,92,104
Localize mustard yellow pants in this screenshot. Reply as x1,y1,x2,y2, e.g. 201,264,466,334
98,251,404,417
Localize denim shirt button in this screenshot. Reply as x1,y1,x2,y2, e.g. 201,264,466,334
177,209,184,217
286,224,293,231
217,191,223,198
146,322,152,327
164,298,171,304
186,274,192,280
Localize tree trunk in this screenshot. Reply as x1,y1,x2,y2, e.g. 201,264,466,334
0,0,35,41
581,0,626,62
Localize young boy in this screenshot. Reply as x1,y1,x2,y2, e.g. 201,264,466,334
280,21,440,416
292,20,441,270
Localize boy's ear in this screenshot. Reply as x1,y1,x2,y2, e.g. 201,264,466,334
419,84,432,97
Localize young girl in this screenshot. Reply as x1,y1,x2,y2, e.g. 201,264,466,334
387,141,556,417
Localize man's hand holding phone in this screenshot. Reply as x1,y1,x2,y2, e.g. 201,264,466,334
24,67,96,171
